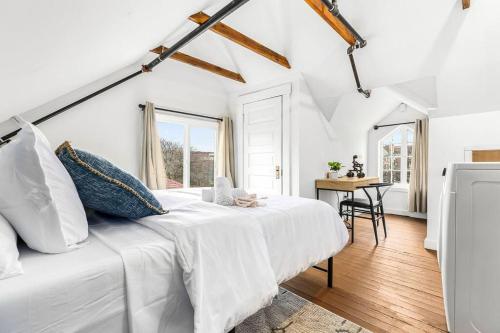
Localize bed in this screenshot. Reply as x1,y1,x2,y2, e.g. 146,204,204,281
0,191,348,333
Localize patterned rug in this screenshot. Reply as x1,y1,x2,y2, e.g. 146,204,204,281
237,288,371,333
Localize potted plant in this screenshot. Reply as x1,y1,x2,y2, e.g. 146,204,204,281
327,161,343,179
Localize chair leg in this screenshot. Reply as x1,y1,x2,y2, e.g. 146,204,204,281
380,204,388,238
370,207,379,246
376,206,380,226
350,207,355,244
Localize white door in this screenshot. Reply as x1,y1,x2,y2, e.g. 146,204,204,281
243,96,283,195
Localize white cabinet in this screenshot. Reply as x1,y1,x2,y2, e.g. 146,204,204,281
440,163,500,333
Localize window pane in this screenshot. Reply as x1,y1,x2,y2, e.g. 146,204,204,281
383,144,390,156
393,144,401,156
407,129,414,143
158,122,184,189
407,143,413,157
407,171,411,183
383,156,391,170
392,129,402,144
393,171,401,183
392,157,401,170
407,156,412,170
383,171,391,183
190,127,216,188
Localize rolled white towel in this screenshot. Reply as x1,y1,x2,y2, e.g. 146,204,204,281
214,177,234,206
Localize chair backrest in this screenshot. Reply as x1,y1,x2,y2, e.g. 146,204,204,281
356,183,393,204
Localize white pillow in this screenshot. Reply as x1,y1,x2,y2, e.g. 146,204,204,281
214,177,234,206
0,121,88,253
0,214,23,280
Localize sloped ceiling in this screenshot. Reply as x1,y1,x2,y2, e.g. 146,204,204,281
0,0,459,123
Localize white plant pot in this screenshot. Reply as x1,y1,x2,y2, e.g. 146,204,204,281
327,171,339,179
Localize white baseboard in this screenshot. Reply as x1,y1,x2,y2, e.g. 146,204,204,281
424,237,437,251
384,208,427,220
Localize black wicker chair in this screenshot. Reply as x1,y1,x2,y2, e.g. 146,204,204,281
339,182,393,245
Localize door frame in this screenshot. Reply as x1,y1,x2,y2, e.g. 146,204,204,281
236,83,292,195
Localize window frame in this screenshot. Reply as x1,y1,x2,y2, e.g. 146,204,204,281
156,112,219,189
378,125,414,189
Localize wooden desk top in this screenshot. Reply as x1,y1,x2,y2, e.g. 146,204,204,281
316,176,379,192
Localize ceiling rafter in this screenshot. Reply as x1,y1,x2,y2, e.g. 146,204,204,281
303,0,356,45
189,11,291,69
150,46,246,83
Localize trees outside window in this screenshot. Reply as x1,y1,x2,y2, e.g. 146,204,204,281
157,114,218,189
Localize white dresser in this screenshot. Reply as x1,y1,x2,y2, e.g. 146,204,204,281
439,163,500,333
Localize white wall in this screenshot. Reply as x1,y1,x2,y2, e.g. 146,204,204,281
0,61,229,176
329,87,403,172
434,0,500,118
297,79,336,199
426,110,500,249
367,106,427,217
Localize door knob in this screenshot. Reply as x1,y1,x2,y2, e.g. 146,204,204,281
275,165,281,180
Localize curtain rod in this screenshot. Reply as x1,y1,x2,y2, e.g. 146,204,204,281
0,0,248,145
373,121,415,130
138,104,222,122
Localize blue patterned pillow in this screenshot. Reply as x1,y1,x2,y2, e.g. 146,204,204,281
55,142,167,219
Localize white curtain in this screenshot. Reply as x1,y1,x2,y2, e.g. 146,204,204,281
409,118,429,213
216,116,236,187
140,101,167,190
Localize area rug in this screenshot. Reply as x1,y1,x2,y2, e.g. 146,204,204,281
236,288,371,333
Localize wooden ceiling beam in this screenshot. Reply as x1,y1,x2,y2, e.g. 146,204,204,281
303,0,356,45
463,0,470,9
150,46,246,83
189,11,291,69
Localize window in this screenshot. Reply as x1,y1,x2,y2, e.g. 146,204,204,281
379,126,414,186
157,113,218,189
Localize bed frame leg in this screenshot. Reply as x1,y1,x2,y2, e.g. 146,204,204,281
327,257,333,288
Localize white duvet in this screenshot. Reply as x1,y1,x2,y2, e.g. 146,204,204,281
92,192,348,333
138,192,278,333
230,195,349,283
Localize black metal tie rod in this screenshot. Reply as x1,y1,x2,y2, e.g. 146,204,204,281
320,0,366,46
318,0,370,99
0,0,249,145
348,44,371,98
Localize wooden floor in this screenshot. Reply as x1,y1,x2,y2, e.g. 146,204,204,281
283,215,447,333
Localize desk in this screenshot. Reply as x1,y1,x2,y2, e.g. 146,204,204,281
316,176,379,241
315,176,380,197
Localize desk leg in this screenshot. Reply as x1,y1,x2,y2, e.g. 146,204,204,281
316,188,320,200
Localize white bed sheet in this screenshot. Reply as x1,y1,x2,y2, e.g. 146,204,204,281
0,233,128,333
88,215,194,333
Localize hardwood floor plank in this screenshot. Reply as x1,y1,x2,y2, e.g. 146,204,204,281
283,214,447,333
